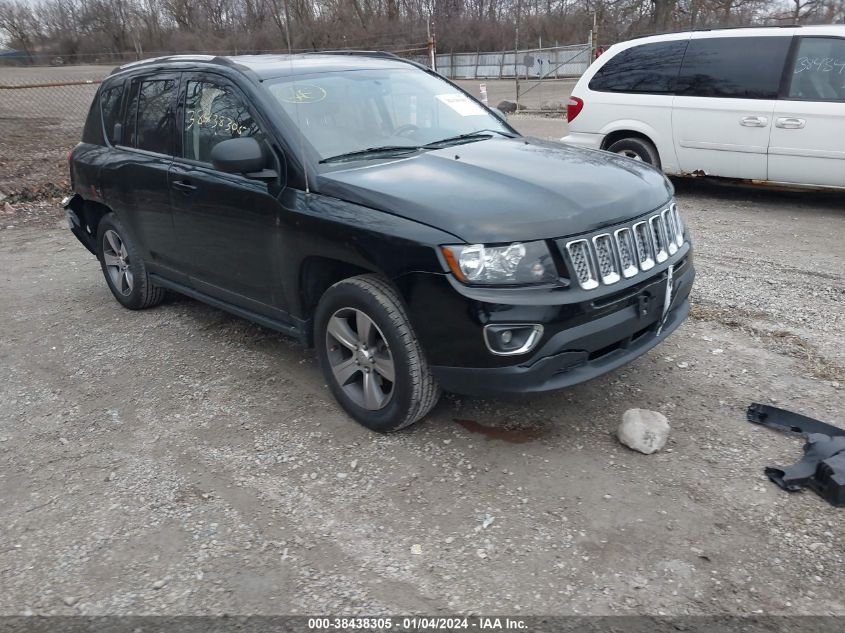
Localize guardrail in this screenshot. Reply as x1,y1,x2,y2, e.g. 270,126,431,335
429,44,591,79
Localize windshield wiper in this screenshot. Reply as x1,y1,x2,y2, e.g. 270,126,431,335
319,129,517,163
422,129,518,149
319,145,419,164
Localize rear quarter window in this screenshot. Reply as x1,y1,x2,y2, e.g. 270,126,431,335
100,84,125,145
588,40,688,94
675,36,792,99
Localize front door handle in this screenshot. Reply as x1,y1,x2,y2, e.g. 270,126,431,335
740,116,769,127
776,117,806,129
171,180,198,192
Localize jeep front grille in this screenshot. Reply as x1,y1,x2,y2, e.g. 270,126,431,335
592,234,620,285
565,239,599,290
614,228,639,279
560,204,685,291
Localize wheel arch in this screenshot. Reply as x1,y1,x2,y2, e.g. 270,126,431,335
65,194,113,255
285,198,456,346
298,256,376,346
598,121,681,173
600,127,658,152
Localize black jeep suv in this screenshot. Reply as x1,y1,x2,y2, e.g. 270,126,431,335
65,52,695,432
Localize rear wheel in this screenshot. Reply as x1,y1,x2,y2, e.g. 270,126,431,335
96,214,165,310
315,274,440,432
607,137,661,168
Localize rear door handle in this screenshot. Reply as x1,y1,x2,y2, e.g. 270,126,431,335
776,117,806,129
740,116,769,127
171,180,198,192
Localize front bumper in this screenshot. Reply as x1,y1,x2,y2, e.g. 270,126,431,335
431,294,690,397
402,251,694,398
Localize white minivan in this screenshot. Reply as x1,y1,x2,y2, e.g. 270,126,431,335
562,25,845,189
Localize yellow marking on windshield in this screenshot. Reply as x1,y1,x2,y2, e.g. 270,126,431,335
277,85,327,104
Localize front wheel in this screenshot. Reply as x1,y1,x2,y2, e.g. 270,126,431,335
314,275,440,432
607,137,661,168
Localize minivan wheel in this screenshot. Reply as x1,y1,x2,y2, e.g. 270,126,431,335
314,274,441,432
96,214,165,310
607,137,661,168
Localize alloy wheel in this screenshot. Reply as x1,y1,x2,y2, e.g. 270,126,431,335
617,149,643,161
325,307,395,411
102,229,134,296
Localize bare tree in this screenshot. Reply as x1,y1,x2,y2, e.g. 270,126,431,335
0,0,41,51
1,0,842,63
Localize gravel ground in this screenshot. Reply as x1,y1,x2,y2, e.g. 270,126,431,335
1,116,844,617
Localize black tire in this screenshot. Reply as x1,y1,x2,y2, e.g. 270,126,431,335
96,213,165,310
607,137,661,168
314,274,441,432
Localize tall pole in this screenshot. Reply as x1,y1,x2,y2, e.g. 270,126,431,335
428,17,437,71
514,0,521,109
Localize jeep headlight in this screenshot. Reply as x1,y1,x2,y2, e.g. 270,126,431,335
441,241,557,285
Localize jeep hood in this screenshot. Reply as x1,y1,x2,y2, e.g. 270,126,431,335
316,137,673,244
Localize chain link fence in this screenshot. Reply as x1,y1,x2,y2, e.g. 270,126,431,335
0,66,107,200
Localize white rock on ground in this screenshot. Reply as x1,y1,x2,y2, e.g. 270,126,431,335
618,408,670,455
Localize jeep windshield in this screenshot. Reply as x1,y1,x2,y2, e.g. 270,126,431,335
264,68,513,163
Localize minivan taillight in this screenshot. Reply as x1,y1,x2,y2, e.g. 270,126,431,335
567,97,584,122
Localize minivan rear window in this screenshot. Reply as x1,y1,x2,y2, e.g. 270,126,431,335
675,36,791,99
588,40,688,94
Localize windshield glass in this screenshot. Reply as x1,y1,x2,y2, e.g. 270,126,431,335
264,68,510,161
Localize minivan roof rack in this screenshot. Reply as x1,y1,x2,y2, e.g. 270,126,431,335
629,24,801,40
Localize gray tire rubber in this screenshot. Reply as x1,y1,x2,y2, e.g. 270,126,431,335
314,274,441,432
96,213,166,310
607,137,661,168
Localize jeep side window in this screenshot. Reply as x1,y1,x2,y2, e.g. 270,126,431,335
588,40,688,94
100,84,125,145
787,37,845,101
124,78,177,154
675,36,791,99
183,80,261,164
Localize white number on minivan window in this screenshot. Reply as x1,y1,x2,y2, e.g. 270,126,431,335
794,57,845,74
788,38,845,101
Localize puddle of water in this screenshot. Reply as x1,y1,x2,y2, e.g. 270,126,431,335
453,418,545,444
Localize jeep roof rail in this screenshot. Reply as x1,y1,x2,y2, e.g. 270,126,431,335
305,50,404,60
110,54,238,75
109,50,414,76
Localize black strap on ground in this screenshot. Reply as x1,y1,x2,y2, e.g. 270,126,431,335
746,403,845,507
747,402,845,437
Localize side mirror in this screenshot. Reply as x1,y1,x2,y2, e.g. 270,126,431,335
211,137,269,175
491,107,508,122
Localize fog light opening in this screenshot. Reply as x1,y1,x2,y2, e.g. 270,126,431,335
483,324,544,356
